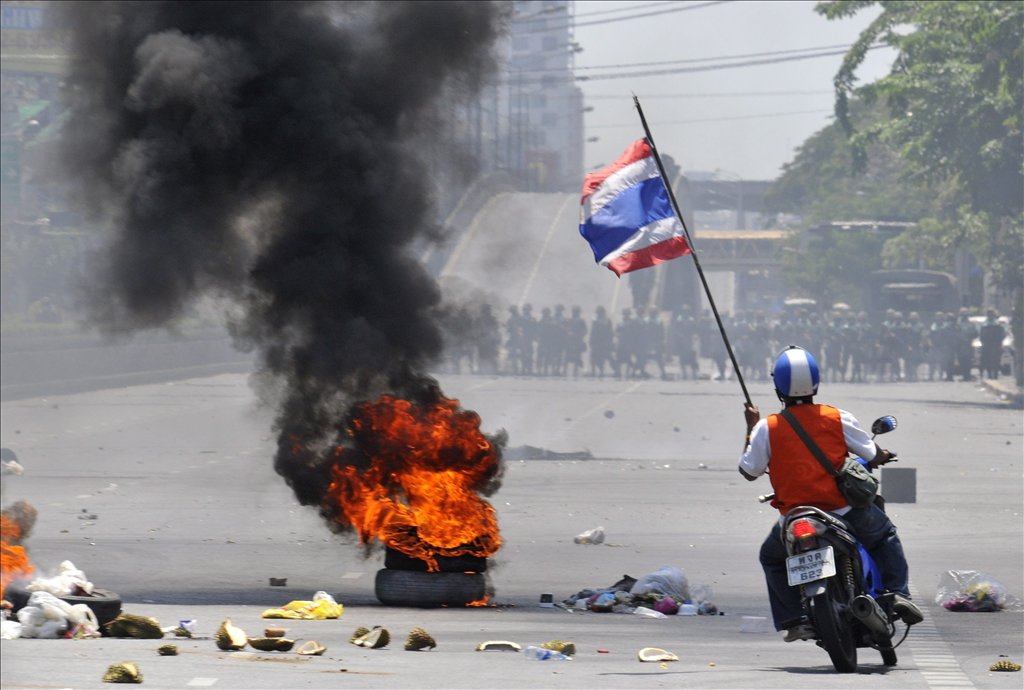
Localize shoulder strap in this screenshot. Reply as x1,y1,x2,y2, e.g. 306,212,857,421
779,408,838,477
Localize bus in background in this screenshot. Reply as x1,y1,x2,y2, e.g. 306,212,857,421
864,270,960,322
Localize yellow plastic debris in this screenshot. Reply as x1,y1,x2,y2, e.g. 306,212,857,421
260,596,342,620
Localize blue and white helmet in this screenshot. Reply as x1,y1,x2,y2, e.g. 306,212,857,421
772,346,820,398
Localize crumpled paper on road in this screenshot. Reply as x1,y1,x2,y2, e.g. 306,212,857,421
261,591,342,620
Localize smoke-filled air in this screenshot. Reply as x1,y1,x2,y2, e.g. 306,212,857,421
52,1,510,553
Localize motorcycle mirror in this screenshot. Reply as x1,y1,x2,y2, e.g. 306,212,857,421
871,415,897,436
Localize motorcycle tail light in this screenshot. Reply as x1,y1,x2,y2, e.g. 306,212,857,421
791,517,819,552
792,518,817,540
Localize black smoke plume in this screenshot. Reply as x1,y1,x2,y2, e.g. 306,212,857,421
54,1,509,528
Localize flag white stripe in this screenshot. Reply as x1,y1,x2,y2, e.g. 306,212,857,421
582,156,660,223
599,216,685,266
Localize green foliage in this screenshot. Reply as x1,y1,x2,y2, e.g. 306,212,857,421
815,0,1023,294
779,227,887,310
763,100,930,225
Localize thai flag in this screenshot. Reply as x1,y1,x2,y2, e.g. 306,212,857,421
579,139,691,276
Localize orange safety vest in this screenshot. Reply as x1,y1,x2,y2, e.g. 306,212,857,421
766,404,848,515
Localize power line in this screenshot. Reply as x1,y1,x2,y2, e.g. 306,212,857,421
573,1,679,19
586,108,832,129
514,0,728,32
576,46,879,81
585,90,831,99
573,44,854,72
575,0,730,27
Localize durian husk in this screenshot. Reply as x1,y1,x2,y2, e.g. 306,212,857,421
296,640,327,656
248,637,295,652
214,619,248,651
102,661,143,683
990,660,1022,672
351,626,390,649
350,626,370,642
157,644,178,656
637,647,679,662
475,640,521,652
264,627,287,638
172,626,192,638
105,614,164,639
542,639,576,656
404,627,436,651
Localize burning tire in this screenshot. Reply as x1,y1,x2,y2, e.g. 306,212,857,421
374,569,489,608
3,582,123,629
384,547,487,573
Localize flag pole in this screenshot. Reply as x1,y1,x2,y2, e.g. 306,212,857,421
632,95,752,407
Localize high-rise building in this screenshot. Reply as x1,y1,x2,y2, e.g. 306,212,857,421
500,0,584,192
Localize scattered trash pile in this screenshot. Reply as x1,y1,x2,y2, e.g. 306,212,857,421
561,566,719,617
2,561,116,639
935,570,1022,612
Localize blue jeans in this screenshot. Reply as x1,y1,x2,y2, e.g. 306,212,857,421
758,502,910,630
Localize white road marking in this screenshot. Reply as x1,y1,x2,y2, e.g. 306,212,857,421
186,678,218,687
905,582,975,689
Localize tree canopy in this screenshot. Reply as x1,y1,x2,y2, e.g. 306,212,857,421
817,0,1022,292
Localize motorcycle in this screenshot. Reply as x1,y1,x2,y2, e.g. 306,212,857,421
758,415,919,673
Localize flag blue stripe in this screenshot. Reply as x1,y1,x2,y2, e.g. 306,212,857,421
579,176,675,262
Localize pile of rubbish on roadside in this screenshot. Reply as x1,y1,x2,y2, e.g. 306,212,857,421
1,561,105,639
560,565,719,617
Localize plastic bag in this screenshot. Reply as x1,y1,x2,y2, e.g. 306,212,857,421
261,591,343,619
26,560,94,597
586,591,616,612
573,526,605,545
1,619,23,639
15,591,98,638
630,566,690,601
935,570,1021,612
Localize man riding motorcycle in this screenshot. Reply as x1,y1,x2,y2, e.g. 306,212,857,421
738,346,922,642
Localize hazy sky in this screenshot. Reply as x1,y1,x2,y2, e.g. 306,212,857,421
573,0,896,180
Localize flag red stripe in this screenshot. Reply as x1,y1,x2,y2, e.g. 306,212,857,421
605,235,691,276
580,139,651,201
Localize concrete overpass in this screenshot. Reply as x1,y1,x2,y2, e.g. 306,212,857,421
431,190,789,316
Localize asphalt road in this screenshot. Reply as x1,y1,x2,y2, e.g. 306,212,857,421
1,372,1021,689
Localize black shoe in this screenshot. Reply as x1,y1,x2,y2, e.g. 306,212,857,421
892,594,924,625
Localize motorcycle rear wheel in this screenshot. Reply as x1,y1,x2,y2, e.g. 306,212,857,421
809,578,858,673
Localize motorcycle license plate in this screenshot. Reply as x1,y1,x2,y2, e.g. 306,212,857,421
786,546,836,586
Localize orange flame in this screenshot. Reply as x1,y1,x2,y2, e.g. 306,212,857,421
1,512,35,601
324,393,501,571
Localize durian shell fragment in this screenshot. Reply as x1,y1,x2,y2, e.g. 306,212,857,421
296,640,327,656
105,613,164,639
989,660,1021,672
542,639,576,656
351,626,390,649
350,626,370,641
637,647,679,662
157,644,178,656
475,640,521,652
214,619,248,651
248,637,296,652
102,661,143,683
404,627,437,651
